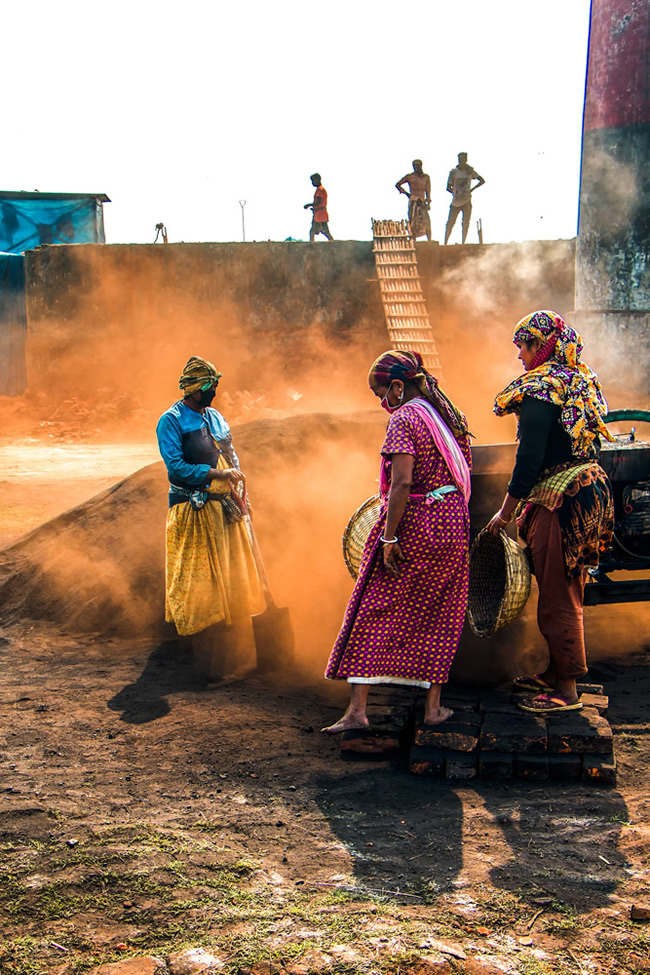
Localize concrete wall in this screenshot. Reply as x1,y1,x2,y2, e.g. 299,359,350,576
575,0,650,397
23,239,578,417
577,0,649,313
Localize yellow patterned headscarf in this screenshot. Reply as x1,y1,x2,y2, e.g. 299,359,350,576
178,356,222,396
494,311,614,459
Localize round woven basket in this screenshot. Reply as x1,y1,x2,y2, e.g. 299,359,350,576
467,528,532,638
342,493,383,580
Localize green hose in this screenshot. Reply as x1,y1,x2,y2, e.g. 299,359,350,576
604,409,650,424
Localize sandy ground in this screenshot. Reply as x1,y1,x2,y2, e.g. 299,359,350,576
0,439,159,549
1,441,650,975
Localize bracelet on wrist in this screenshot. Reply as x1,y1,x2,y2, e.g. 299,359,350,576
380,535,398,544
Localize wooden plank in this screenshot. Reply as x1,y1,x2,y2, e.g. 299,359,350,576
372,218,442,376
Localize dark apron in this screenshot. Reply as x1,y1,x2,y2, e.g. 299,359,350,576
169,427,235,508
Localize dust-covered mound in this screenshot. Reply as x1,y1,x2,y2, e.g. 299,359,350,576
0,409,541,683
0,411,387,645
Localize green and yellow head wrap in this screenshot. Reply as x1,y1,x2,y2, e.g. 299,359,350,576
178,356,222,396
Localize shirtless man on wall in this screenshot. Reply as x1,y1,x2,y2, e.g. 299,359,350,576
395,159,432,240
444,152,485,244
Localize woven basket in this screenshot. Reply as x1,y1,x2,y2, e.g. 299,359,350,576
342,494,383,580
467,528,532,638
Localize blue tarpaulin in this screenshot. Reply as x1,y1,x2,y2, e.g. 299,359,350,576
0,253,27,397
0,192,109,254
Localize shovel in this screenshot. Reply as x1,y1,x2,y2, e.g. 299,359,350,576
246,517,295,673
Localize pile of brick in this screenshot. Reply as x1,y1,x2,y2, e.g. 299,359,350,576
341,684,615,785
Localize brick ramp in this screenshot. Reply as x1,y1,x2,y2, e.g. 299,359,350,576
341,683,616,785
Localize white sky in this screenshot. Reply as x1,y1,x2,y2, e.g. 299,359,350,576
5,0,592,246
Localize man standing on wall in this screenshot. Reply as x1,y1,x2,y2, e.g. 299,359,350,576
395,159,432,240
444,152,485,245
304,174,334,241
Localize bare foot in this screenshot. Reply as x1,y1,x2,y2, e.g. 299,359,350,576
423,706,454,727
321,713,370,734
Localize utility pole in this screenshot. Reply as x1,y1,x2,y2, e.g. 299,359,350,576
239,200,247,242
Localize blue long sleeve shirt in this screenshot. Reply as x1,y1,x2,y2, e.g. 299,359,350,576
156,400,235,488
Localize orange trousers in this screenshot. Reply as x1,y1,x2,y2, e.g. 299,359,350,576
524,504,588,681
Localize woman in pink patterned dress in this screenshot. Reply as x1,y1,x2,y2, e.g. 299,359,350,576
323,350,472,733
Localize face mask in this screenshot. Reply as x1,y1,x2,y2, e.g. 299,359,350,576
381,382,404,414
198,386,216,407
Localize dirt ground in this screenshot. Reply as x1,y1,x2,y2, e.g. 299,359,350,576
1,439,650,975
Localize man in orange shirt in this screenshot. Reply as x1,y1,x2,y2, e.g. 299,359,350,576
304,173,334,241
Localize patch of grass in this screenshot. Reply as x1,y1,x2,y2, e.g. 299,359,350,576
189,818,224,832
4,881,112,922
94,822,187,854
0,936,45,975
3,857,455,973
609,812,633,825
618,734,641,751
599,931,650,963
321,887,377,905
86,868,173,895
417,877,448,904
375,948,426,973
1,933,103,975
217,932,310,974
10,816,620,975
25,839,48,852
545,915,580,935
543,900,582,936
47,849,130,870
457,882,525,929
517,958,555,975
233,857,258,874
286,899,361,941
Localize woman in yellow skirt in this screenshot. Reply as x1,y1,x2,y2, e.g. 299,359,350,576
156,356,262,676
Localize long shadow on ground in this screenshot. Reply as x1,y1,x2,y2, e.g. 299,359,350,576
314,768,630,911
314,768,464,898
107,640,206,724
479,781,629,909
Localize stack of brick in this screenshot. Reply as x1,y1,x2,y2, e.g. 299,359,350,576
340,704,411,760
340,684,615,785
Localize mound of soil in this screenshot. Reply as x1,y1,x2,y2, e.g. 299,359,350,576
0,411,386,647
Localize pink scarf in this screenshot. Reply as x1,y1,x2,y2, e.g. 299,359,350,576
380,398,471,502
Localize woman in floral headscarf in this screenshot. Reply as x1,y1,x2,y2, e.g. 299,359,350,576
323,350,472,733
487,311,614,714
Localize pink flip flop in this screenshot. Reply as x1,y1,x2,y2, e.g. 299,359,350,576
518,693,583,714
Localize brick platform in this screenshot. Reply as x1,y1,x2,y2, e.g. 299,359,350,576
340,684,616,785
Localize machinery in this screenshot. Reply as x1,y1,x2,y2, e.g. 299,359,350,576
584,409,650,605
